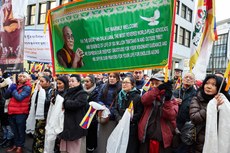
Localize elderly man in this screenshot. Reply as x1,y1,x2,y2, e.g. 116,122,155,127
173,72,197,153
57,26,84,68
5,72,32,153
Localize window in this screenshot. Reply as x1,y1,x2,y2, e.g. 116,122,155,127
38,3,47,24
176,0,180,15
174,24,178,42
49,1,56,10
26,5,36,25
181,4,193,22
208,34,228,72
179,27,185,45
179,27,191,47
38,2,56,24
60,0,72,5
185,30,191,47
181,4,186,19
187,8,192,22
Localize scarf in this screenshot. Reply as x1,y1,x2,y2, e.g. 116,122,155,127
200,90,215,102
26,88,46,134
83,84,96,94
118,87,137,108
203,93,230,153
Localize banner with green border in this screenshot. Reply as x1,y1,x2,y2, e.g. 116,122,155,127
49,0,175,74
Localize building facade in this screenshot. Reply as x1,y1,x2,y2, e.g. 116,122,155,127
207,18,230,74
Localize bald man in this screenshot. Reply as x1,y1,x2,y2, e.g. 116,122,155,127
57,26,84,68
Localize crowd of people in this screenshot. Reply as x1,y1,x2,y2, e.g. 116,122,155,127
0,68,229,153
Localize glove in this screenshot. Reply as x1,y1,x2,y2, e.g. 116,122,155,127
158,81,173,91
9,83,17,91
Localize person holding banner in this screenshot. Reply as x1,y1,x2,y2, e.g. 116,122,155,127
113,76,143,153
57,26,84,69
58,74,88,153
1,0,21,58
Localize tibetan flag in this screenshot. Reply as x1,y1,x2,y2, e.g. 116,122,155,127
175,77,182,89
80,106,97,129
41,63,45,72
224,62,230,91
30,63,35,73
128,101,134,120
164,64,169,82
142,79,151,92
189,0,218,80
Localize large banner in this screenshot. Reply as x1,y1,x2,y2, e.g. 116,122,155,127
24,29,52,63
0,0,24,73
49,0,175,74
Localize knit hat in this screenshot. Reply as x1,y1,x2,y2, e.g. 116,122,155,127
87,75,96,84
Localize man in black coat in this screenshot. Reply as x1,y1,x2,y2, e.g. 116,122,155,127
173,72,197,153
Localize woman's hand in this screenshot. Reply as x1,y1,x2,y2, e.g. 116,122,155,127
215,93,224,107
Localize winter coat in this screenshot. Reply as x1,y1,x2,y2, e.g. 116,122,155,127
6,80,32,115
59,84,88,141
97,82,121,120
189,91,207,153
173,85,197,130
114,88,143,153
138,87,178,148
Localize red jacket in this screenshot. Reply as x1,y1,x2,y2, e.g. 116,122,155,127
138,87,178,148
8,80,32,115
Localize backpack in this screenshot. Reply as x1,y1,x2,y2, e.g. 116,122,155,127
180,121,204,145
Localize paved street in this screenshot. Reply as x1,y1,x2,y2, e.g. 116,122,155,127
0,134,33,153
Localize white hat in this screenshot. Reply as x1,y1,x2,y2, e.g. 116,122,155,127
150,73,165,81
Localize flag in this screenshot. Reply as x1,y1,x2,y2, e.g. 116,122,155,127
30,63,35,73
224,62,230,91
41,63,45,72
142,80,151,92
189,0,218,80
164,64,169,82
79,106,97,129
175,77,182,89
36,63,43,72
128,101,134,120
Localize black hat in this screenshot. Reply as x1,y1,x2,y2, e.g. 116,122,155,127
174,68,183,72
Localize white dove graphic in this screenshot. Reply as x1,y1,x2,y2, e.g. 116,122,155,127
140,9,160,26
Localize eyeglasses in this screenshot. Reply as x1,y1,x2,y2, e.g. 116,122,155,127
64,34,74,40
122,81,131,84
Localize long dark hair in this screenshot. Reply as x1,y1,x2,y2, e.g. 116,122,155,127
102,73,121,100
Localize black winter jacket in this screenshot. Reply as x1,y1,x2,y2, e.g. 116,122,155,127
59,84,88,140
173,85,197,130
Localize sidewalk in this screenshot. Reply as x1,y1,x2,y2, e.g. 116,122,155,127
0,134,33,153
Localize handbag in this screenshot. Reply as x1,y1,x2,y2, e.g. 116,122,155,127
180,121,204,145
97,98,116,124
